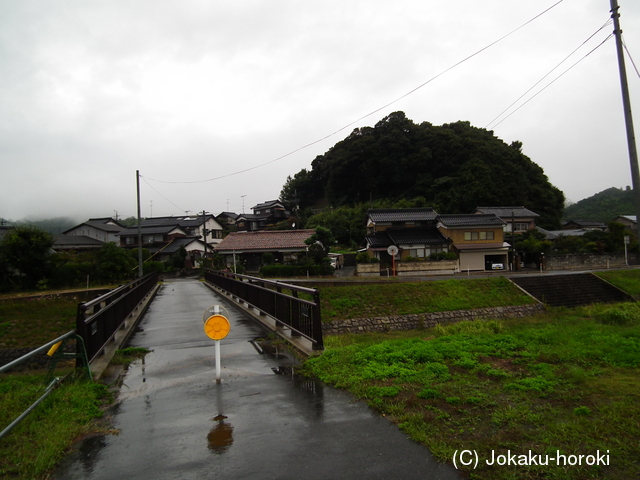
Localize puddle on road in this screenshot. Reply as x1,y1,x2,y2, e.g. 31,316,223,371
207,419,234,454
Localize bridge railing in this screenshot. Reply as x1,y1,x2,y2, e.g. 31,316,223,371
204,270,323,350
75,272,159,363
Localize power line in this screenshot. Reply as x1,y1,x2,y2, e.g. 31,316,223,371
140,176,187,214
489,33,613,129
485,19,613,130
623,37,640,79
142,0,565,186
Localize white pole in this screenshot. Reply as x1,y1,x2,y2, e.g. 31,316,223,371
625,243,629,266
215,340,221,383
214,305,221,383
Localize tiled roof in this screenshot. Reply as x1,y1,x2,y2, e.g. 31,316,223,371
387,228,449,245
563,220,606,228
155,237,204,254
53,235,104,247
365,228,449,249
214,229,315,252
64,217,123,234
368,208,438,223
475,206,539,218
438,214,505,228
453,242,510,251
117,225,187,236
252,200,285,210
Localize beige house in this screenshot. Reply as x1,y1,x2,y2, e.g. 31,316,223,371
364,209,510,272
437,214,508,271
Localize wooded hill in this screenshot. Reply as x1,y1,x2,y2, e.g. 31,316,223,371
563,187,635,224
280,112,564,229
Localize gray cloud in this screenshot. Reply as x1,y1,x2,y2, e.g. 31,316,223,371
1,0,639,221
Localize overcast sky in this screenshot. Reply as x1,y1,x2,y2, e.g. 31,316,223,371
1,0,639,222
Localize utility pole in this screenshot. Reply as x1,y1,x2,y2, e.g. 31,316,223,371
610,0,640,253
202,210,208,267
136,170,143,277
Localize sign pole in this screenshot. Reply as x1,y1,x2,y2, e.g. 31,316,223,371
215,340,221,383
203,304,231,385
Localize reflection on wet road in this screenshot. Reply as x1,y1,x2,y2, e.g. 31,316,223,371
54,278,460,480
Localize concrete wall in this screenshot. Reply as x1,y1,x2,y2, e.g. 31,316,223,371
356,260,458,277
546,253,636,270
322,304,545,335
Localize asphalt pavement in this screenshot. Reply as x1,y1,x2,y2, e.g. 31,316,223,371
53,278,461,480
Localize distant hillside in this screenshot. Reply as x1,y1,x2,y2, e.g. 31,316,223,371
12,217,78,235
563,187,635,223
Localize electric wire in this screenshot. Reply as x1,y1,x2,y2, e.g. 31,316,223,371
140,176,187,213
623,38,640,79
489,33,613,129
397,20,615,201
485,19,613,130
141,0,565,186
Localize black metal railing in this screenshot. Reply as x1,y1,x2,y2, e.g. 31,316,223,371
204,270,323,350
75,272,159,363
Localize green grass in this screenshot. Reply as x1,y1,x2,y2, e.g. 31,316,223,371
596,269,640,296
319,277,535,321
110,347,152,365
0,296,78,347
303,304,640,479
0,374,110,479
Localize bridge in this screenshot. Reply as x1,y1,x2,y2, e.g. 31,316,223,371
53,277,461,480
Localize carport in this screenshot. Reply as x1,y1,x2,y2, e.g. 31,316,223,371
453,242,510,271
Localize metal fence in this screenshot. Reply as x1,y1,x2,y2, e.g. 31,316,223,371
75,272,159,364
204,270,323,350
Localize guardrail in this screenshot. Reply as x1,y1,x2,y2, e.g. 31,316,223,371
204,270,323,350
0,330,90,441
75,272,159,364
1,273,159,441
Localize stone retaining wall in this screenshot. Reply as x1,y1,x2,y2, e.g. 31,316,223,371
322,303,545,335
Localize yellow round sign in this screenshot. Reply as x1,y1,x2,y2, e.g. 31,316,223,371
204,314,231,340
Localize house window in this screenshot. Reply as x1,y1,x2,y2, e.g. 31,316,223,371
144,235,154,244
125,237,135,245
514,223,529,232
464,231,494,241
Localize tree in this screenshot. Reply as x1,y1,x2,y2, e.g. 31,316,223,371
304,227,335,264
95,242,137,284
0,226,53,290
281,111,565,228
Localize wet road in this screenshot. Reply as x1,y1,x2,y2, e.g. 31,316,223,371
54,278,461,480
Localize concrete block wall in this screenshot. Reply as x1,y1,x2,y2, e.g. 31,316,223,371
322,304,545,335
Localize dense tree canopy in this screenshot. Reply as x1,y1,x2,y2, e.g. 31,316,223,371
563,187,635,223
0,226,53,290
281,112,564,229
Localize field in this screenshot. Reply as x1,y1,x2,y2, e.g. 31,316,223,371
306,272,640,479
2,272,639,479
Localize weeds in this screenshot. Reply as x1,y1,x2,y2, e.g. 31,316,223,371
320,277,535,321
0,375,110,479
303,309,640,479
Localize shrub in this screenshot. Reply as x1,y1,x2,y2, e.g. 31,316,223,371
356,252,378,263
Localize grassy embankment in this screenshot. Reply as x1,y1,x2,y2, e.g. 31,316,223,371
305,271,640,479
